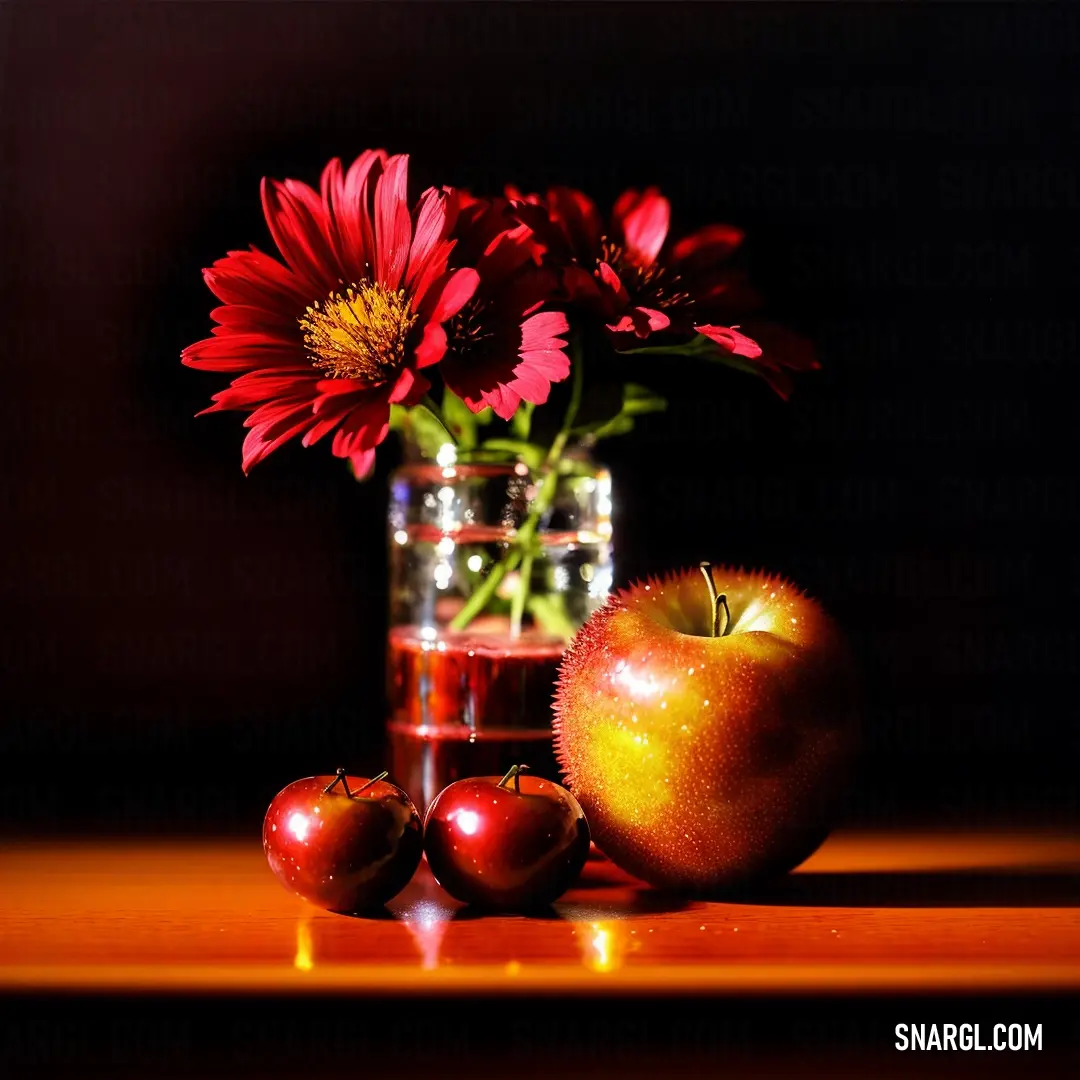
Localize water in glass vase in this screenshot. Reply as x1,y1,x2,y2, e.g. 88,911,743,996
385,460,613,813
386,625,565,813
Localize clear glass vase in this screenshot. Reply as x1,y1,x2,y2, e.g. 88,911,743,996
386,451,613,812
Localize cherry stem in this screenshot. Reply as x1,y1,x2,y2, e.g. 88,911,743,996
323,768,350,796
322,768,389,797
355,770,389,793
699,562,731,638
497,763,529,793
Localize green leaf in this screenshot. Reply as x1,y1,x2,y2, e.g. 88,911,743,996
441,389,478,451
616,334,716,358
478,438,546,470
510,400,535,441
556,456,607,477
389,403,450,459
620,332,773,384
587,413,636,440
572,382,668,442
570,381,624,432
703,350,764,378
683,334,774,382
622,383,668,417
526,594,579,642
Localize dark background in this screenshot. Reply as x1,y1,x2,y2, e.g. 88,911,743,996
1,1,1076,836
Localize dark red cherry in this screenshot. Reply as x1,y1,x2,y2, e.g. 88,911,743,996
423,765,590,910
263,769,422,912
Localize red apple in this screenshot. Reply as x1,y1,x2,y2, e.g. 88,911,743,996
554,564,858,891
263,769,422,912
423,765,590,909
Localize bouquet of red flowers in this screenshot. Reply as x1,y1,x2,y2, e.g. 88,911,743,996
184,150,814,633
183,149,813,475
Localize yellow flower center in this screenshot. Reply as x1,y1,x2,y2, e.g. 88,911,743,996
300,281,418,383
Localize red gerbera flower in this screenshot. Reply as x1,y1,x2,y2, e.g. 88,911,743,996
512,185,817,397
439,195,570,419
182,151,478,475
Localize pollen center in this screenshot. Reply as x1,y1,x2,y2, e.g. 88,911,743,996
300,281,418,383
447,297,493,357
598,237,690,311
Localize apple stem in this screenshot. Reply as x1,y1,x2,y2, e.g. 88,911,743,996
498,763,530,793
699,562,732,637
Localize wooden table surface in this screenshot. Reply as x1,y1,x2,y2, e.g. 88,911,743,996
2,830,1079,996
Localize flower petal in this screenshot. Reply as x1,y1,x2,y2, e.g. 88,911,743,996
444,305,569,422
330,390,393,460
240,397,317,473
374,154,412,289
302,391,361,446
480,384,522,421
595,260,630,307
317,156,364,284
209,304,298,335
671,223,744,269
410,239,457,310
283,175,340,272
520,309,570,352
320,156,345,213
729,322,819,399
260,177,337,296
421,267,480,322
609,306,670,339
242,394,315,429
181,333,304,372
473,223,534,283
413,321,448,369
337,149,387,278
203,248,310,312
505,364,551,405
744,322,819,372
197,368,317,414
406,187,451,293
388,366,431,405
347,448,378,480
560,264,602,305
546,186,603,262
613,187,670,267
694,323,763,358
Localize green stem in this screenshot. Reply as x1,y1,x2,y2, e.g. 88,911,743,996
447,481,548,632
546,337,585,468
510,551,534,638
419,395,457,446
450,545,522,631
506,338,584,636
449,337,585,634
